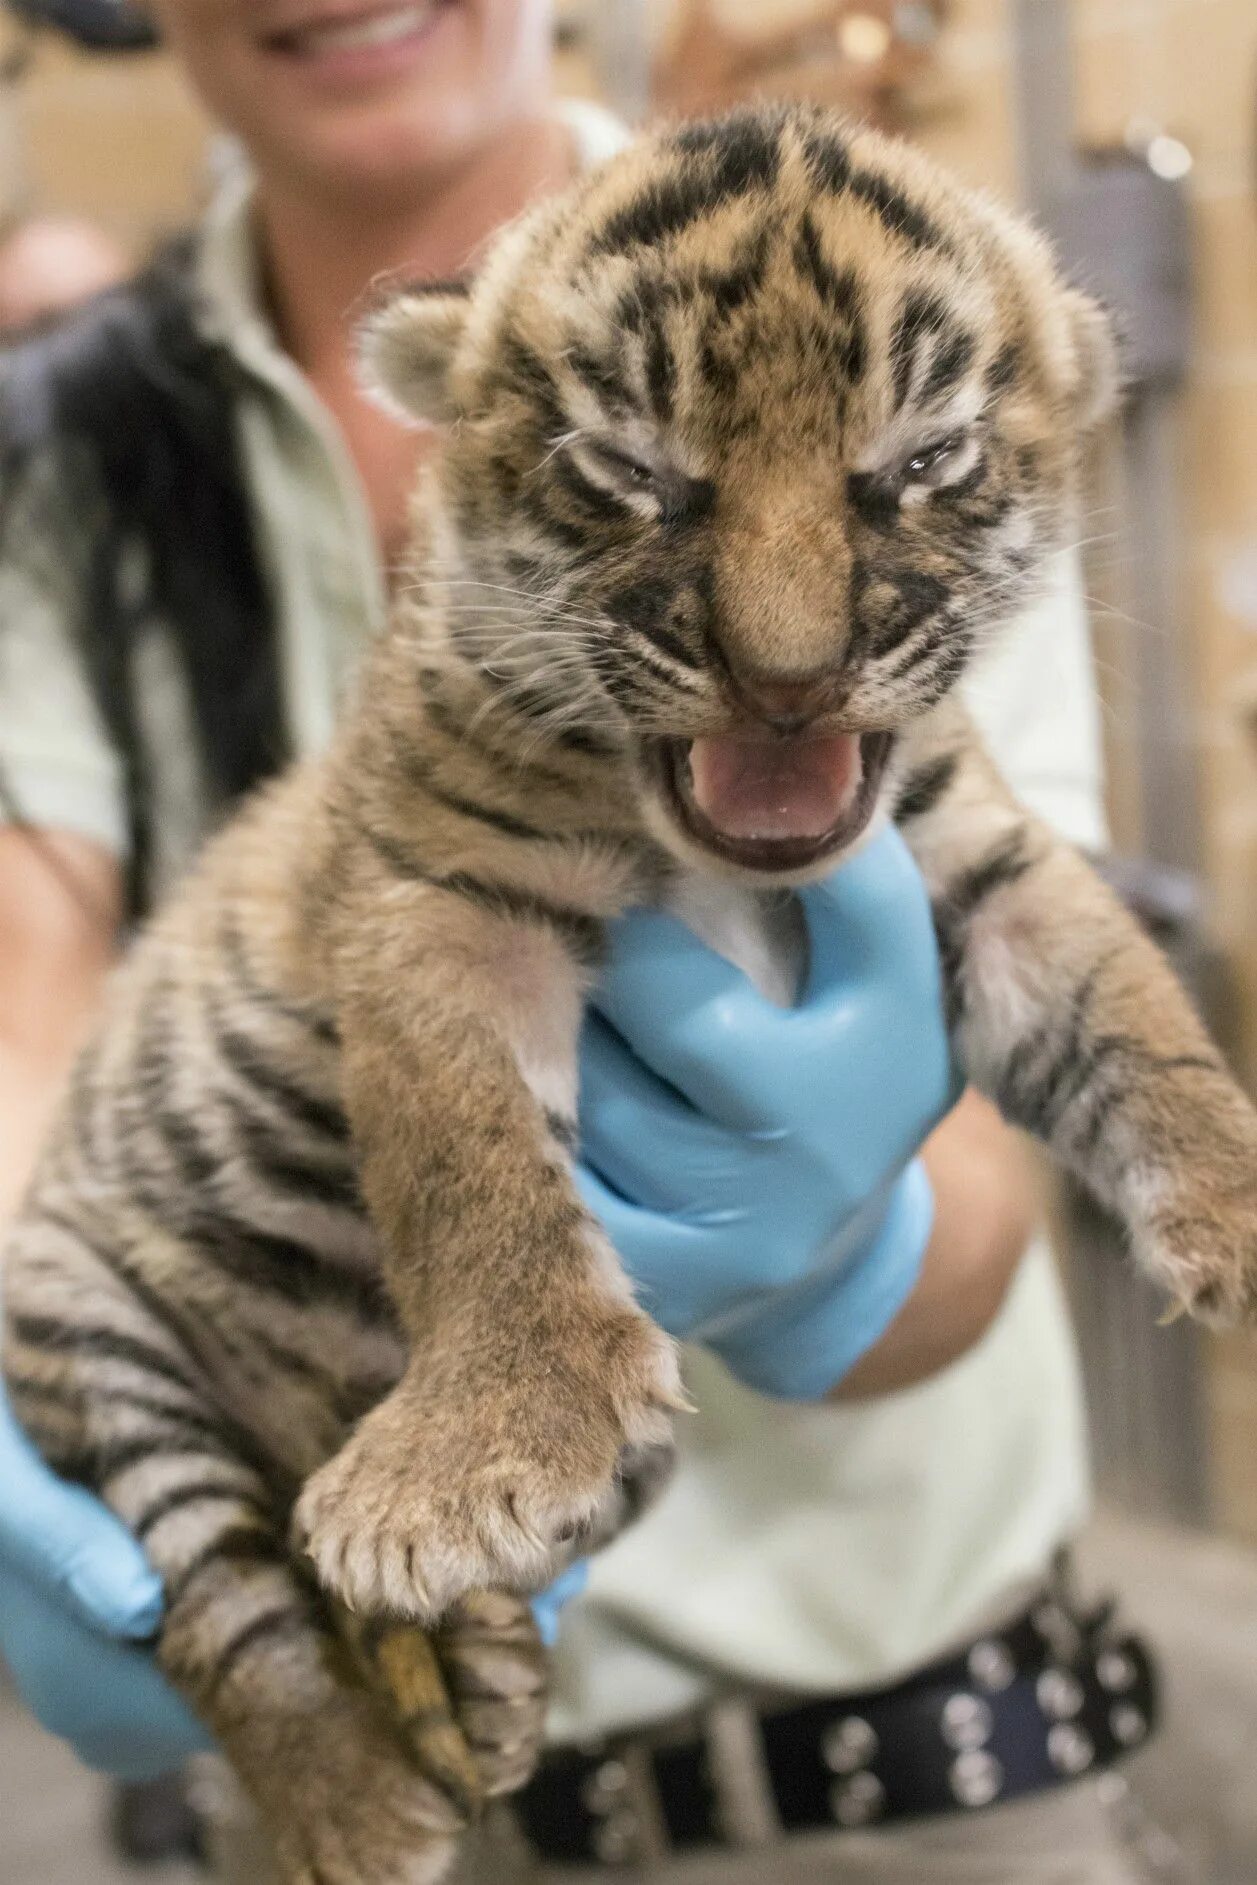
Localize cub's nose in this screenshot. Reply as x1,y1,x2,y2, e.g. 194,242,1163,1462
726,667,840,735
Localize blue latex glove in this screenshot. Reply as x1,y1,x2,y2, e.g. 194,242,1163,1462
0,1371,584,1777
0,1373,211,1780
576,826,959,1401
529,1561,588,1646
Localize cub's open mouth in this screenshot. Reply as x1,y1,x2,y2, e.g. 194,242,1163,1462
654,730,894,873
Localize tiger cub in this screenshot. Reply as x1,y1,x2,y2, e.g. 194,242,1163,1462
7,103,1257,1885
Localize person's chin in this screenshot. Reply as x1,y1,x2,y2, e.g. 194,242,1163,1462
257,95,489,198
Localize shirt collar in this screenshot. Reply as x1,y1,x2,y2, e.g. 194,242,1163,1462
191,99,630,382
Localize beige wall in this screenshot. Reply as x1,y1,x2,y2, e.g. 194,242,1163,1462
2,27,209,253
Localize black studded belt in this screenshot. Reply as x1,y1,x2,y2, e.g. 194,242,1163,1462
515,1573,1159,1869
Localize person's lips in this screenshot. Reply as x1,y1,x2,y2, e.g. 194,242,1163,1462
261,0,449,63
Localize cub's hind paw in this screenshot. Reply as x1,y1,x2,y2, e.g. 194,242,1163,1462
295,1312,681,1620
260,1689,467,1885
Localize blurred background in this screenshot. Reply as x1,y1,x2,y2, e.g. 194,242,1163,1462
1,0,1256,1879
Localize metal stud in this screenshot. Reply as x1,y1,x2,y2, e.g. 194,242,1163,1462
1047,1723,1095,1776
581,1759,629,1815
822,1715,880,1775
1037,1668,1085,1720
941,1693,994,1752
1032,1601,1082,1664
968,1639,1016,1694
1097,1649,1138,1694
948,1749,1004,1809
1110,1704,1149,1748
592,1809,640,1865
829,1771,886,1827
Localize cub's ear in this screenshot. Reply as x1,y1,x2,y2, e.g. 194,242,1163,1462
357,278,472,427
1060,288,1121,431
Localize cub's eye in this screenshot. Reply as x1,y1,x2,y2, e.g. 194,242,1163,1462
900,433,968,486
568,436,715,527
588,442,660,489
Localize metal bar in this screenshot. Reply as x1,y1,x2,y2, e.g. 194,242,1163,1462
1010,0,1078,213
1121,389,1204,877
1009,0,1211,1529
584,0,652,127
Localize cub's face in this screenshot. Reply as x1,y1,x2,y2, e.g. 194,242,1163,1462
367,107,1116,880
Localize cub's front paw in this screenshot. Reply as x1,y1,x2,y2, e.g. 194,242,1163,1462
1132,1154,1257,1326
295,1308,683,1620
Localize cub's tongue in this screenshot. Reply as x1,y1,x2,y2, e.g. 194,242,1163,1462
686,733,863,841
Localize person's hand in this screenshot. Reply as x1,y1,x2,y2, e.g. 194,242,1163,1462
0,1372,211,1779
0,1369,586,1776
576,826,959,1401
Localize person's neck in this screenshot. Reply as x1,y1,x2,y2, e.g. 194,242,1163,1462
251,112,575,563
254,114,573,384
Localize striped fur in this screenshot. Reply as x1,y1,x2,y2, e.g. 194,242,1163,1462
6,106,1257,1883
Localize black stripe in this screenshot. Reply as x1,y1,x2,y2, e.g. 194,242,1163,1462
220,919,339,1047
802,130,852,194
566,345,631,410
202,1604,312,1702
106,1088,387,1321
594,117,780,256
644,315,677,424
144,1101,222,1193
1156,1053,1223,1075
39,1198,332,1400
628,612,702,671
871,570,950,660
442,873,603,965
188,1214,390,1319
938,832,1035,937
987,341,1022,392
544,1109,578,1154
355,820,603,964
890,292,951,412
553,723,623,758
792,212,860,318
36,1207,229,1383
7,1313,201,1399
700,229,770,318
846,471,900,529
672,108,784,167
699,338,738,399
850,169,950,256
940,453,991,509
894,753,959,823
52,1431,227,1492
496,336,568,440
884,624,972,689
134,1476,255,1544
165,1524,280,1611
204,991,348,1142
419,684,582,790
385,733,551,843
5,1373,83,1419
921,328,977,404
122,1011,378,1308
516,483,594,555
550,452,631,527
229,1107,363,1215
101,1389,241,1450
606,578,701,672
